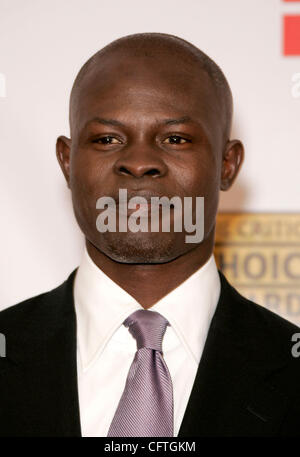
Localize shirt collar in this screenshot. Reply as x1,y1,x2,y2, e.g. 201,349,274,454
74,247,221,371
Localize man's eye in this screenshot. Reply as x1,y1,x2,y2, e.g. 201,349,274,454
163,135,191,144
93,136,121,144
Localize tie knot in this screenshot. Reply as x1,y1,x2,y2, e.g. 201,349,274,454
124,309,169,352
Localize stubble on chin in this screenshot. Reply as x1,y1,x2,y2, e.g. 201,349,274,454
98,232,183,264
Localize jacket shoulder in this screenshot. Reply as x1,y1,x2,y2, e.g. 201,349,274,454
219,270,300,334
216,270,300,377
0,270,77,333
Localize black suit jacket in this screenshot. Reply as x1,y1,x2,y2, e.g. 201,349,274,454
0,269,299,436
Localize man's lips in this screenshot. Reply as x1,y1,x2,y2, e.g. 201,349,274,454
113,189,173,216
117,201,163,217
116,189,170,204
95,189,177,218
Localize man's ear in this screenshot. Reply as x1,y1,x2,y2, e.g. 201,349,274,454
56,135,72,188
220,139,244,191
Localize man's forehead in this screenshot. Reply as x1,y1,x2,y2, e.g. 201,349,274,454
69,37,232,141
76,49,217,95
73,60,222,131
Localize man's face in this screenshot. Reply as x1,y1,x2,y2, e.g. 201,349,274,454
58,52,239,263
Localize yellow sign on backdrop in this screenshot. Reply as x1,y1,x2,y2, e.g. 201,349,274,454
214,213,300,325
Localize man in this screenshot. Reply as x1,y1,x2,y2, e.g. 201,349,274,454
0,32,299,437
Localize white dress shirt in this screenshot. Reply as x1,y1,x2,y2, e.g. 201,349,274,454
74,247,221,437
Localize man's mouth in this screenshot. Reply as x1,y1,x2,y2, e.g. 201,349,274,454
114,189,174,217
117,201,161,217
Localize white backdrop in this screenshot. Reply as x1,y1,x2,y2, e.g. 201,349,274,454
1,0,299,308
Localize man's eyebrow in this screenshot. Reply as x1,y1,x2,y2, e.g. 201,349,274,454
163,116,193,125
84,117,126,128
83,115,195,129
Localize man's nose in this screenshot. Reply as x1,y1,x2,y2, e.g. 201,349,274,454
113,143,168,179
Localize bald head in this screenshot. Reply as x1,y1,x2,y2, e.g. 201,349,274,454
69,32,233,141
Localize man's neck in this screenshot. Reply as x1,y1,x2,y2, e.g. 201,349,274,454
86,235,215,309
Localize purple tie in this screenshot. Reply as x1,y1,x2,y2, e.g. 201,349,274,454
107,309,174,437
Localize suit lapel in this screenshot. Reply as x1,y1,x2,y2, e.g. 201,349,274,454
178,271,289,437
